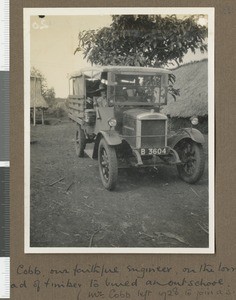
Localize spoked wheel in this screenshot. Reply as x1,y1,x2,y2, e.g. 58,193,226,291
98,138,118,190
75,125,86,157
175,139,205,183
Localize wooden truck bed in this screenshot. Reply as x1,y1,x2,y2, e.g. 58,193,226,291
68,96,85,124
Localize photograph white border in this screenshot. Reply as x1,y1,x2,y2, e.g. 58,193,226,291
24,7,215,254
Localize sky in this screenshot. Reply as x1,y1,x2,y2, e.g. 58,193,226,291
30,14,208,98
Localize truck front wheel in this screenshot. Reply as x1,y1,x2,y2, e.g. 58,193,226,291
175,139,205,184
75,125,86,157
98,138,118,190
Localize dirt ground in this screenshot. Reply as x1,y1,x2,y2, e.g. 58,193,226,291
30,118,209,249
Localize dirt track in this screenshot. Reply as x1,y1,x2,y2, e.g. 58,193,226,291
30,119,209,249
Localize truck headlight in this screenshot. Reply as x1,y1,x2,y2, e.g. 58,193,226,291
108,118,117,127
191,116,199,126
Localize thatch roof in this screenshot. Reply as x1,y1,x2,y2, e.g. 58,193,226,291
163,59,208,117
30,76,49,109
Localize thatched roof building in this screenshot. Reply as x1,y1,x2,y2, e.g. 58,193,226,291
163,59,208,117
30,76,49,109
30,76,49,125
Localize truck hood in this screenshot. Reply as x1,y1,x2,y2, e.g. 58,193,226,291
123,108,167,121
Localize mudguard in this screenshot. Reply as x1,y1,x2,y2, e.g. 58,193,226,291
168,128,205,149
99,130,122,146
92,131,122,159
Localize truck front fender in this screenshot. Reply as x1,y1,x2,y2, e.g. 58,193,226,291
99,130,122,146
168,128,205,149
92,131,122,159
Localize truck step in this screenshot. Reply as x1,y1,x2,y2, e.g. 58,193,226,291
84,144,94,159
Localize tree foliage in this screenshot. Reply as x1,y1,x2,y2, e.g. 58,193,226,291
75,15,208,68
31,67,56,107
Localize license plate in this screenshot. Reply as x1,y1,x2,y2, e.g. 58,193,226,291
140,147,168,156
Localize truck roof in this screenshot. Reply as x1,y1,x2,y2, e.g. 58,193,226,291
69,66,171,78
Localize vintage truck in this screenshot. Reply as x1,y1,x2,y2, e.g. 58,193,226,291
68,66,205,190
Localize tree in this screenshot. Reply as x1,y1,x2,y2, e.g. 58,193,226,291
43,87,56,107
31,67,56,107
75,15,208,68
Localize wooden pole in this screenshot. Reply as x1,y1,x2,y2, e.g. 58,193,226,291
34,77,36,126
42,109,44,125
34,106,36,126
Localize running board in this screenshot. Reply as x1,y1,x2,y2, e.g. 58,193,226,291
84,143,94,159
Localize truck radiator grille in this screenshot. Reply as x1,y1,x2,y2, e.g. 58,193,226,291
141,120,166,148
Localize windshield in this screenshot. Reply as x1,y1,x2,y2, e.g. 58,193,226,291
109,73,167,106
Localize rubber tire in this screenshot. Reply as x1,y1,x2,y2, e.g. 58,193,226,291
175,139,205,184
98,138,118,190
75,125,86,157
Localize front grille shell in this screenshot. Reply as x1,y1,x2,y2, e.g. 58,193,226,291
122,109,167,150
138,119,167,149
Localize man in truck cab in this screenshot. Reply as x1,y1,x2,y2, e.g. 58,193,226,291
95,84,107,107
